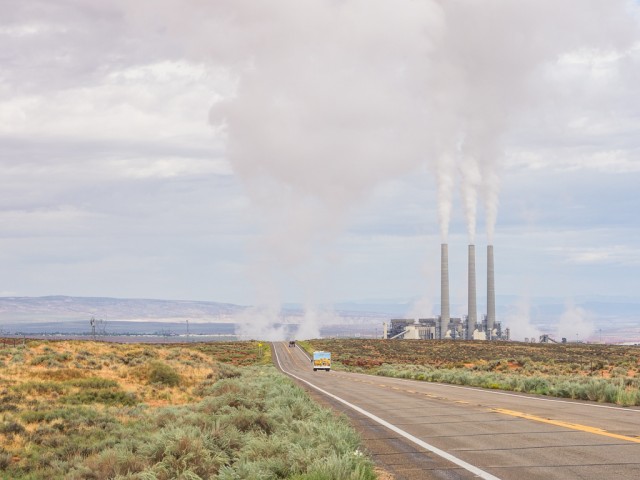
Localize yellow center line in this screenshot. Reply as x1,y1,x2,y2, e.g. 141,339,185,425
283,343,295,358
492,408,640,444
296,368,639,444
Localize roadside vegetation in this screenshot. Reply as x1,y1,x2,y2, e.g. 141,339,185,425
0,340,376,479
304,339,640,406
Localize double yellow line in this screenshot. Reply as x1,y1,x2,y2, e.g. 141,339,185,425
309,368,640,444
492,408,640,444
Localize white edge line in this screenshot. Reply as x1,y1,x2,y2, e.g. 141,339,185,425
290,344,638,413
295,343,311,361
338,371,640,414
272,342,501,480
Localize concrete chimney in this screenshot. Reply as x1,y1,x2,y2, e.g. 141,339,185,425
487,244,496,337
440,243,450,339
467,244,477,339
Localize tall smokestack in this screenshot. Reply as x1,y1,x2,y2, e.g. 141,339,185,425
440,243,450,339
487,244,496,338
467,244,477,339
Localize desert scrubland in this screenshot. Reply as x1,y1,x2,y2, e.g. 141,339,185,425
304,339,640,406
0,340,376,480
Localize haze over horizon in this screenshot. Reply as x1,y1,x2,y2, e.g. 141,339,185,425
1,1,639,340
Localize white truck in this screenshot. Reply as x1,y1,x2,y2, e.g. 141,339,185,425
312,351,331,371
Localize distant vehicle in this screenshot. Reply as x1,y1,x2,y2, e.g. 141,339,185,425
312,351,331,371
289,340,296,347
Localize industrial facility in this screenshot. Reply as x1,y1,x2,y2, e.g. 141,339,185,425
383,243,509,341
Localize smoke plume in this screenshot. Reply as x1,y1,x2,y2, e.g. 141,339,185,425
556,301,596,342
505,297,541,342
427,0,637,243
203,0,439,338
118,1,638,338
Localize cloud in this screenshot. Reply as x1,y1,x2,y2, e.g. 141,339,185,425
505,149,640,173
0,0,639,313
551,245,640,266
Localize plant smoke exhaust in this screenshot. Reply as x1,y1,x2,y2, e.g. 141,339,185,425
118,1,640,340
486,245,496,338
467,244,477,339
440,243,450,339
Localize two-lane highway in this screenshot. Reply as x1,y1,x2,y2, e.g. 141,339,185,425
272,342,640,480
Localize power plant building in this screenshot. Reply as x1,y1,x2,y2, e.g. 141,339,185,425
383,243,508,341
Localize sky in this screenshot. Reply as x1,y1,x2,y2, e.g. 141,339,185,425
1,1,639,333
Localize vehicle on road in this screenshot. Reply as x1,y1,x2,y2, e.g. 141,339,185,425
289,340,296,347
312,351,331,371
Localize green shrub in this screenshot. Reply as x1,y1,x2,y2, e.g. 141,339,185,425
616,388,639,407
140,425,229,478
9,353,24,364
0,450,10,470
81,447,149,479
61,389,138,406
66,377,119,389
1,362,375,480
15,381,66,395
228,409,273,433
371,362,640,406
30,352,72,367
217,362,242,380
0,420,25,435
147,361,181,387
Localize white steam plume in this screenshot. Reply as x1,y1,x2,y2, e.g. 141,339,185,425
117,0,639,338
406,256,437,320
428,0,638,244
505,297,542,342
436,152,455,241
459,153,481,244
556,301,596,342
203,0,440,338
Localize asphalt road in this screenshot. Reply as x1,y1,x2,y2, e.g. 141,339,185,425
272,342,640,480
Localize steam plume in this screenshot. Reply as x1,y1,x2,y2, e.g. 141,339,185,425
427,0,636,243
505,297,541,342
119,0,639,339
205,0,438,338
557,302,596,342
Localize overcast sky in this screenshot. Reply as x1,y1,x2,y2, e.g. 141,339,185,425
1,1,639,321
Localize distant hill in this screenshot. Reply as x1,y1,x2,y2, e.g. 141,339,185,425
0,296,246,324
1,294,637,341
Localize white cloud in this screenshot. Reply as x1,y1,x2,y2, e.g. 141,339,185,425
0,22,67,37
0,64,224,142
111,157,232,179
0,0,639,310
506,149,640,173
551,245,640,266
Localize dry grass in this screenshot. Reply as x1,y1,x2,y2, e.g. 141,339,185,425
302,339,640,405
6,342,192,406
0,339,376,480
304,339,640,377
0,339,268,472
0,339,269,405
